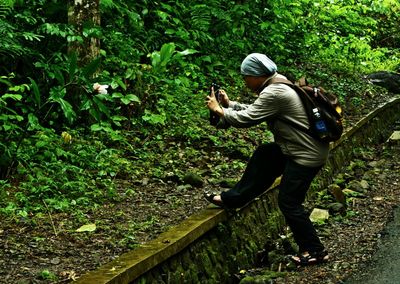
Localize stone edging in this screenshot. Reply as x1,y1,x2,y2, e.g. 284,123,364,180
76,96,400,284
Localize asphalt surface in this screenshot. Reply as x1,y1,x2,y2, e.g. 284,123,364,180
345,205,400,284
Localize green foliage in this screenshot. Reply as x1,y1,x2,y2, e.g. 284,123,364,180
38,269,57,281
0,74,29,178
259,0,400,72
0,4,42,63
1,0,400,218
0,128,135,214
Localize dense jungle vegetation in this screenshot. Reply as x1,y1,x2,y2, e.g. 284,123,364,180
0,0,399,218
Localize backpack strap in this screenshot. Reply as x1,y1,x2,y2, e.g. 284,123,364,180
266,77,314,104
298,77,308,87
264,77,318,139
265,77,294,86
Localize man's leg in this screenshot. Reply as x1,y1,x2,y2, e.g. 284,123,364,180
221,143,287,208
278,159,324,253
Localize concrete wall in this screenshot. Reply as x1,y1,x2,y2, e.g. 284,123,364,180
76,97,400,284
134,192,285,284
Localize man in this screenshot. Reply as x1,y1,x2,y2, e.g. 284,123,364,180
205,53,329,266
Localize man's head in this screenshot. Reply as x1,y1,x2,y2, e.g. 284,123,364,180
240,53,277,92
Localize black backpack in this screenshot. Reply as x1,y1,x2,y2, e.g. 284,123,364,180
268,77,343,143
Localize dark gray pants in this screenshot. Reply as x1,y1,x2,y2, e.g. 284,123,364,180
221,142,324,253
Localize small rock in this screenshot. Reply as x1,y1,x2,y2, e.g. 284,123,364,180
387,130,400,144
347,180,367,193
327,202,346,213
141,178,149,186
164,171,180,183
309,208,330,223
363,170,378,181
360,180,370,190
50,257,61,265
343,188,366,198
341,261,351,269
328,184,346,204
176,184,192,191
182,172,204,187
373,196,384,201
378,173,388,180
368,161,378,167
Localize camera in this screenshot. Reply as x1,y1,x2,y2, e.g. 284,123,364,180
209,83,221,126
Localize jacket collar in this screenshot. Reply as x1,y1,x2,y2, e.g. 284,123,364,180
257,72,278,94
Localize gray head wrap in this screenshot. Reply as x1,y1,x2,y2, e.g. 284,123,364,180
240,53,277,76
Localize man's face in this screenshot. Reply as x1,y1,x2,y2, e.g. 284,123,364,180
244,75,264,92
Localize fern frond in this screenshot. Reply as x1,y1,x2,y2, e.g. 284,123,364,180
190,5,211,31
99,0,118,10
0,4,11,18
0,14,27,58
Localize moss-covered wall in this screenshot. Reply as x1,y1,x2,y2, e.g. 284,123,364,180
134,191,285,283
76,97,400,284
317,97,400,189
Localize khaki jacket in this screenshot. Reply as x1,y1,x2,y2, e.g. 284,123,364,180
221,74,329,167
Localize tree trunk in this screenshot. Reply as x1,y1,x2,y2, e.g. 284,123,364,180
68,0,100,66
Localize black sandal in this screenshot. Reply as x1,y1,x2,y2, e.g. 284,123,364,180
204,193,224,208
290,250,329,266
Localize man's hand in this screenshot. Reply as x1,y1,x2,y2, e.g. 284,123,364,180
218,89,230,108
206,86,224,117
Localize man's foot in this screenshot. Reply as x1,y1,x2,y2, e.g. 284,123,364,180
204,193,224,207
289,250,329,266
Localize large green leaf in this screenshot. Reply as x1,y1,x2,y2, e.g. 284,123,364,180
28,77,41,108
159,43,175,66
93,95,111,118
27,113,42,131
76,223,96,232
177,49,198,56
82,57,101,78
51,96,76,124
151,42,176,72
68,52,78,79
121,94,140,105
2,93,22,101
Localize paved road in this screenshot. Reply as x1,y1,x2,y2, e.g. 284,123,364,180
345,206,400,284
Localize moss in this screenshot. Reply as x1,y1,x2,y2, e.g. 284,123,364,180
139,269,164,284
188,266,199,283
263,211,284,237
180,249,192,271
198,250,213,277
206,246,218,266
240,271,287,283
169,265,185,283
169,257,180,271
